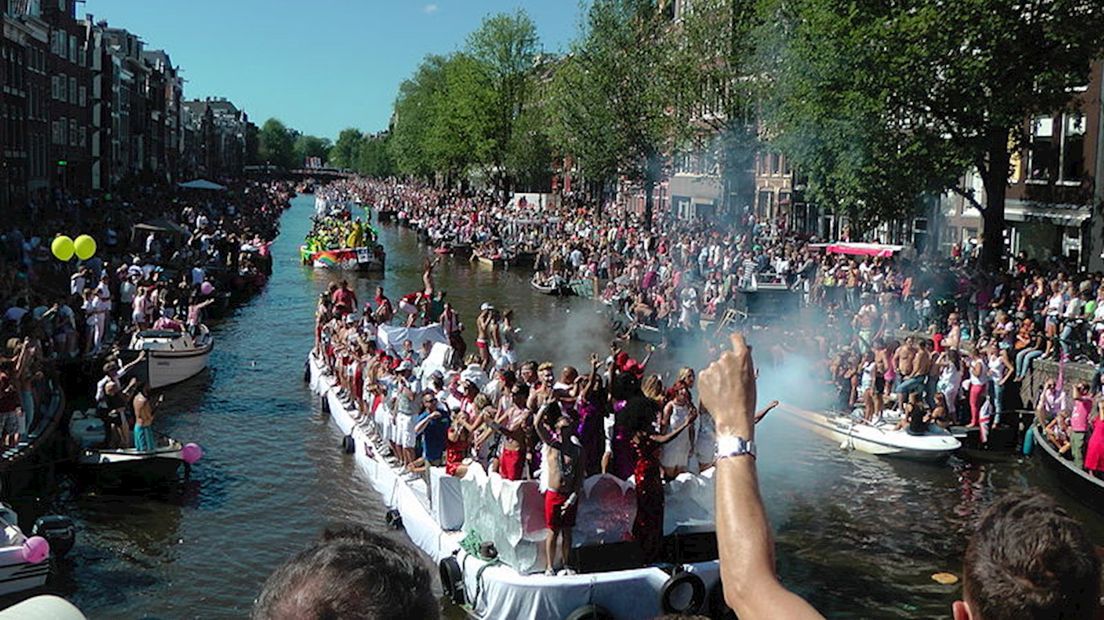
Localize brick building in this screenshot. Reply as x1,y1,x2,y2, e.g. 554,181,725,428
41,0,90,195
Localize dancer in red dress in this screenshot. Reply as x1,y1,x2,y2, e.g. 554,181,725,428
619,396,697,563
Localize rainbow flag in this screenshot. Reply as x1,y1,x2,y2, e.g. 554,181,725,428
314,251,339,268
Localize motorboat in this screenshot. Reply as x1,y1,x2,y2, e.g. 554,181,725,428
0,503,51,596
307,351,727,619
129,326,213,389
780,404,961,461
67,409,199,488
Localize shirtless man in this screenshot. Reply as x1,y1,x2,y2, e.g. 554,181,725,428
483,384,531,480
422,256,440,297
534,402,584,576
132,383,162,452
944,312,962,350
893,337,917,389
896,337,929,407
475,304,497,371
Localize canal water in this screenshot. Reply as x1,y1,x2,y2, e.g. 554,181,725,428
32,194,1103,619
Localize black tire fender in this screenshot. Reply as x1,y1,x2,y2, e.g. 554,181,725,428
438,556,464,605
659,570,706,614
341,434,355,454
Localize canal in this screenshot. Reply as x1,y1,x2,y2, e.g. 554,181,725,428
35,194,1103,618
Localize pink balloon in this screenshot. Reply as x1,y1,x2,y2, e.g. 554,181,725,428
181,443,203,464
21,536,49,564
200,281,215,296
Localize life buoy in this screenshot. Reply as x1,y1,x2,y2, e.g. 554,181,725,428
438,556,465,605
659,571,706,614
708,578,738,619
341,435,355,454
563,604,614,620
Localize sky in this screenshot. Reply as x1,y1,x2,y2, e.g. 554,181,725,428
85,1,583,141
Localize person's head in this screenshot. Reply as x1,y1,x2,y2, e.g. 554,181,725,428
519,361,537,385
537,362,555,385
560,366,578,385
252,524,438,620
676,367,695,388
955,491,1100,620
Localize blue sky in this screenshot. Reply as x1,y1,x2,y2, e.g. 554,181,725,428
86,1,583,140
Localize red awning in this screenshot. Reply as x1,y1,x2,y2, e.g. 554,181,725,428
825,242,905,258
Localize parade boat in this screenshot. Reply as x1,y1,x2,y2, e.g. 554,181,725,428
780,405,961,461
308,351,726,620
67,409,197,488
0,504,52,596
300,217,386,272
472,251,510,269
1032,425,1104,512
129,326,213,390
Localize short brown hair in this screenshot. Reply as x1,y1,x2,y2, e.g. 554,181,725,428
964,491,1100,620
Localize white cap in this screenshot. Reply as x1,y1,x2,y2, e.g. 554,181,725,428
480,303,493,311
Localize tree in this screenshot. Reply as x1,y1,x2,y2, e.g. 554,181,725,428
466,10,540,192
356,133,395,178
549,0,675,226
294,134,333,166
424,53,495,182
391,55,449,179
758,0,1104,265
258,118,297,169
330,128,365,171
669,0,762,218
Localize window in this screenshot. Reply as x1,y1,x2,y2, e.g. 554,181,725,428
771,152,782,175
51,120,60,144
1061,112,1086,182
68,35,76,64
69,118,77,146
68,76,75,104
50,75,59,100
79,125,86,148
78,86,86,107
1028,115,1056,181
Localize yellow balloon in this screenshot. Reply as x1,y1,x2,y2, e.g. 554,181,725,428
51,236,75,261
73,235,97,260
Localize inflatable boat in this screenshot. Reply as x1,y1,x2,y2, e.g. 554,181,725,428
307,352,729,619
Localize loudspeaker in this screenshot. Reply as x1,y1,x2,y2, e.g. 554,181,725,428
570,541,644,574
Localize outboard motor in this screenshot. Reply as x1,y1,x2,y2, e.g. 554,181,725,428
32,516,76,559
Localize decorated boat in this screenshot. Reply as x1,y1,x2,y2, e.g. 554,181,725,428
300,217,386,272
307,351,730,620
67,409,202,488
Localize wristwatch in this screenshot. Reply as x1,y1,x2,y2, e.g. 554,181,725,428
716,435,756,460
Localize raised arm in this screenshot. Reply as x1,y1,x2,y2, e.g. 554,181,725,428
700,334,824,620
533,402,560,449
651,408,697,445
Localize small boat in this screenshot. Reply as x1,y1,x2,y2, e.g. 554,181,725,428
621,309,665,345
68,409,197,488
472,252,509,269
1032,425,1104,512
433,246,452,256
531,274,571,296
129,326,213,389
780,405,961,461
0,504,52,596
569,278,596,299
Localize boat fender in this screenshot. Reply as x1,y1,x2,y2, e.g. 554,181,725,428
563,604,614,620
438,556,465,605
303,361,310,383
341,435,355,454
659,571,706,614
384,508,403,530
31,515,75,559
707,578,738,619
321,397,330,415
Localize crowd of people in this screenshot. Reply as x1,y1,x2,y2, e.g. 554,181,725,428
0,180,292,451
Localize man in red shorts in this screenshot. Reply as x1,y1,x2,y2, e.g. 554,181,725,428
535,402,584,576
483,384,531,480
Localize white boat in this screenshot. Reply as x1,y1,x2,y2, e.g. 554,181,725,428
68,409,190,488
307,352,725,620
0,504,50,596
780,404,961,461
129,326,213,389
